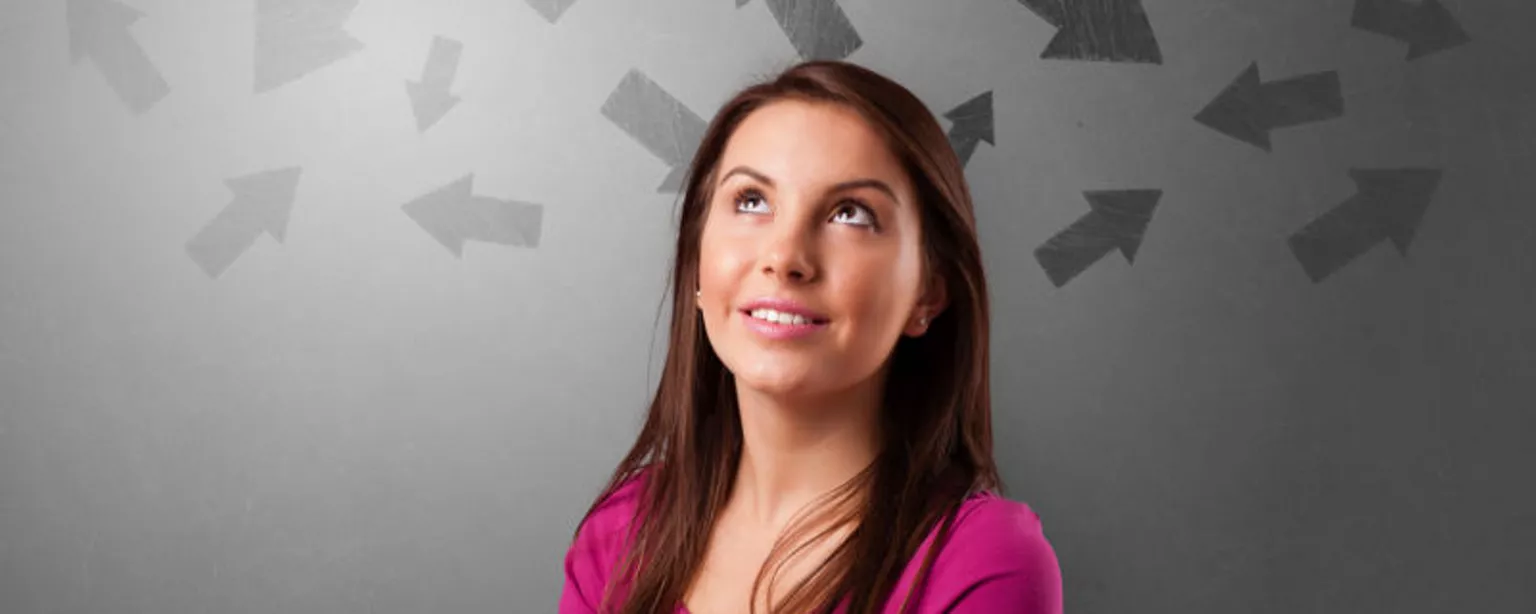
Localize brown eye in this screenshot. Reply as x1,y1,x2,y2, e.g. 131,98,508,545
734,188,769,213
831,200,877,228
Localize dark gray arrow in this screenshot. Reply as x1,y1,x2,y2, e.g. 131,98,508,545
600,69,708,193
66,0,169,114
1194,62,1343,152
1351,0,1469,60
185,167,302,279
255,0,364,94
1288,168,1441,283
406,36,462,132
1017,0,1162,64
739,0,862,61
1034,189,1161,288
945,91,994,168
402,175,544,258
524,0,579,23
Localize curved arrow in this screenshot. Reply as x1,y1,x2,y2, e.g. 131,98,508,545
945,91,994,168
1017,0,1162,64
1351,0,1470,60
403,175,544,258
66,0,169,114
406,36,463,132
1288,168,1441,283
1035,189,1161,288
185,167,302,279
255,0,364,93
1195,62,1344,152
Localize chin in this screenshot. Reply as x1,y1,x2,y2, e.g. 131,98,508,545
726,356,825,397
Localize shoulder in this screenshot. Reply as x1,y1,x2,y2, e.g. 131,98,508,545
910,492,1063,613
558,469,650,613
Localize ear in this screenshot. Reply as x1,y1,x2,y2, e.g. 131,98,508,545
905,273,949,337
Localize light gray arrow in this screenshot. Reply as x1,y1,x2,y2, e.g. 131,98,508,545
600,69,708,193
255,0,364,94
66,0,169,114
406,36,462,132
945,91,994,167
185,167,302,279
524,0,579,24
402,175,544,258
740,0,863,61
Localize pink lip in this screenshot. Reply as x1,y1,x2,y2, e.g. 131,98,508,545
738,297,830,341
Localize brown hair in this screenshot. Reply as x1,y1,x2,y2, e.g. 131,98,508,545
573,60,1000,614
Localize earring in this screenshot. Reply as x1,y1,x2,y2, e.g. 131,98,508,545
918,315,928,327
696,288,701,299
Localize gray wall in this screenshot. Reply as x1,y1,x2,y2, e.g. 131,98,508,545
2,0,1532,612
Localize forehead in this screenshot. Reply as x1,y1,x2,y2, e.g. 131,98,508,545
717,99,911,192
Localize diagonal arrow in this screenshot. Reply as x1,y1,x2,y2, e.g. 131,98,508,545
1351,0,1470,60
402,174,544,258
1017,0,1163,64
255,0,364,94
1194,62,1344,152
1288,168,1441,283
185,167,302,279
945,91,994,168
739,0,863,61
523,0,580,24
66,0,169,114
600,69,708,194
406,36,462,133
1034,189,1161,288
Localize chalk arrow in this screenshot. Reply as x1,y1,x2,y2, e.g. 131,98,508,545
66,0,169,114
945,91,994,168
1017,0,1162,64
601,69,708,193
524,0,579,24
1034,189,1161,288
402,175,544,258
1351,0,1469,60
1288,168,1441,283
255,0,364,94
185,167,302,279
1195,62,1343,152
738,0,863,61
406,36,463,132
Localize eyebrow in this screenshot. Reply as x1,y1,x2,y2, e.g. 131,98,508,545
719,165,901,204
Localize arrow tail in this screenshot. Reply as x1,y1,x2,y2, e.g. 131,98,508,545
185,202,268,278
1261,71,1343,129
764,0,862,61
467,197,544,248
91,32,169,114
950,134,980,167
420,36,462,91
1034,213,1122,288
601,70,707,192
1287,194,1385,283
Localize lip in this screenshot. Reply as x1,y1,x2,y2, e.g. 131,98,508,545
738,297,830,323
738,297,830,341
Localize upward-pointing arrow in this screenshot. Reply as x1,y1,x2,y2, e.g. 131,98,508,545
1351,0,1470,60
185,167,303,279
1288,168,1442,283
66,0,169,114
945,91,995,168
406,36,463,132
254,0,364,94
1034,189,1162,288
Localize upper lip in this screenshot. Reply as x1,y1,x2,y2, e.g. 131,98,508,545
740,297,830,323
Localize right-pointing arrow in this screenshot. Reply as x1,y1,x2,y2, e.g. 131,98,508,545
945,91,994,168
185,167,302,279
254,0,364,94
1017,0,1163,64
402,175,544,259
406,36,463,132
1035,189,1162,288
1194,62,1344,152
1288,168,1442,283
600,69,708,193
66,0,169,114
1351,0,1470,60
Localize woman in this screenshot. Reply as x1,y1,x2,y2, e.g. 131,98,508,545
560,60,1062,614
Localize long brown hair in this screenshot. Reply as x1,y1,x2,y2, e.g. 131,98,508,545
573,60,1000,614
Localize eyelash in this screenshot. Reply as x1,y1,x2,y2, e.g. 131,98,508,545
731,188,880,230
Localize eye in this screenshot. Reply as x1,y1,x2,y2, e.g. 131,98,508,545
733,188,770,214
831,200,878,229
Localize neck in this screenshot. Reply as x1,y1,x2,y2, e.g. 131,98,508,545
729,376,884,531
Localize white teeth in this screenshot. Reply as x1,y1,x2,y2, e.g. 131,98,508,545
749,308,813,325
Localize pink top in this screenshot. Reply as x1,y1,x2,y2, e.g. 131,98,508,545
559,470,1063,613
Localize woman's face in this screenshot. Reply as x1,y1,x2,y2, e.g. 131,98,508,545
696,99,945,400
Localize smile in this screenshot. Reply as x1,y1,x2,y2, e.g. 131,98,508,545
740,308,829,340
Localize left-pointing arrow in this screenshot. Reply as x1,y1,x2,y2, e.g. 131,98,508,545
185,167,302,279
1194,62,1344,152
402,175,544,259
66,0,169,114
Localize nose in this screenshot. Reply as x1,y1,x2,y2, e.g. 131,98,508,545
759,216,818,284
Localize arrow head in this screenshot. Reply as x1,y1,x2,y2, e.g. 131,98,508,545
1016,0,1066,28
67,0,142,62
1194,62,1271,151
405,80,460,132
1348,168,1442,253
1351,0,1470,60
1083,189,1162,261
945,91,995,145
524,0,579,23
224,166,302,242
254,0,365,94
402,174,476,258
